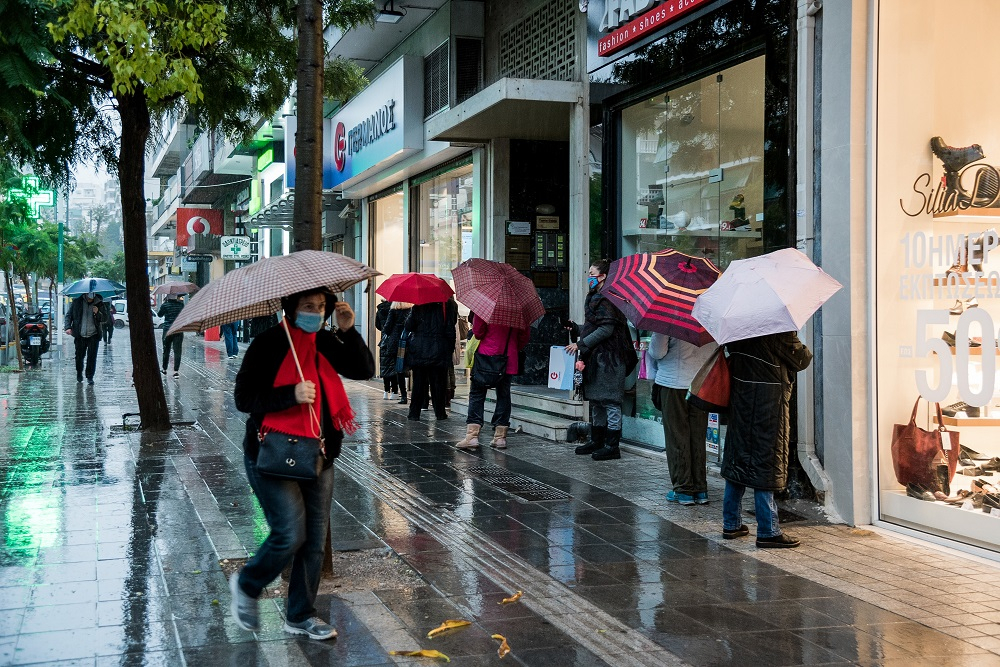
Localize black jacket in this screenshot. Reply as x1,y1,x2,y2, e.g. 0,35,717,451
577,290,637,403
67,295,109,339
234,324,375,466
720,332,813,491
376,305,410,378
157,299,184,334
403,300,457,368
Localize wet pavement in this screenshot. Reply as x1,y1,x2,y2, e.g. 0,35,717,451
1,335,1000,666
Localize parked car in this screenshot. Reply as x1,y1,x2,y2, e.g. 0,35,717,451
111,299,163,329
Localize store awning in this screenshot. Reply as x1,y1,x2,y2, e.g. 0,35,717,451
246,192,341,230
426,78,584,143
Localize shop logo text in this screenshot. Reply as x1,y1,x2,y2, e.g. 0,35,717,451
901,164,1000,217
333,99,397,173
598,0,711,57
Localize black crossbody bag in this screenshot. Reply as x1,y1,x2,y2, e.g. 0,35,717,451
472,329,512,389
256,320,325,480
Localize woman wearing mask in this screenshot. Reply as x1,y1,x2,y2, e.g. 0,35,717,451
565,260,637,461
229,289,374,639
378,301,412,404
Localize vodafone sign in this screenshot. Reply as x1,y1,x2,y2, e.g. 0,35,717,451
597,0,712,57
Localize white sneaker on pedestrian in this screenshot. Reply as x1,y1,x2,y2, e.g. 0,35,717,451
172,372,179,378
389,392,398,400
284,616,337,640
383,391,391,400
229,573,259,631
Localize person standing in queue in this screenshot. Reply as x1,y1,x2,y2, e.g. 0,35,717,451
565,260,637,461
65,291,109,385
229,289,374,639
158,294,185,378
721,331,812,548
404,297,458,422
377,300,411,404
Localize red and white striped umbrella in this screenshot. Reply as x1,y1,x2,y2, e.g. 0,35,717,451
167,250,379,334
452,258,545,329
604,249,720,346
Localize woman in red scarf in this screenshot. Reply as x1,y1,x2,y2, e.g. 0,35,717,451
229,289,374,640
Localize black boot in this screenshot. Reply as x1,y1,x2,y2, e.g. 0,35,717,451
575,425,605,455
592,429,622,461
398,390,408,405
931,136,985,173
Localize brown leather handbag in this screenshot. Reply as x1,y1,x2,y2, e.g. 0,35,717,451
891,398,958,491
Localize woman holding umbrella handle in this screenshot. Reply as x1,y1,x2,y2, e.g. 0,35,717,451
565,260,637,461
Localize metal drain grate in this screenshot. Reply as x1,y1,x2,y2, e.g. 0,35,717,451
465,465,570,502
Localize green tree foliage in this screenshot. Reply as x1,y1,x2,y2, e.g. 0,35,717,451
87,250,126,284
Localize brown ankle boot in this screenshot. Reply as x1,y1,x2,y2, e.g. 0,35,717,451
457,423,481,449
491,425,509,449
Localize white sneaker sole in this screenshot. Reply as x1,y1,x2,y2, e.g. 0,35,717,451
229,574,259,632
283,623,338,640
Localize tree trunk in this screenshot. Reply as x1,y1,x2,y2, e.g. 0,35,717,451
5,269,23,371
293,0,325,252
18,272,31,304
117,90,170,430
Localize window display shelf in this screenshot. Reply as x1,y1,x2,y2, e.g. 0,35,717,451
938,347,999,356
932,208,1000,222
933,415,1000,427
624,229,761,239
881,490,999,553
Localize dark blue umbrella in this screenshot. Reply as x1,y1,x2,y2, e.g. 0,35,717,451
63,277,126,298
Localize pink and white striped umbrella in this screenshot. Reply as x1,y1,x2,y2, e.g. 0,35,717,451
167,250,379,334
452,258,545,329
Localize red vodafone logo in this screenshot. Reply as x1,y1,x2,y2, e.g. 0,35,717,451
188,217,209,236
334,122,347,172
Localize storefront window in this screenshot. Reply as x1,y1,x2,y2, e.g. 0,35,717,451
876,0,1000,553
414,162,475,281
370,189,404,372
617,55,767,444
620,55,766,270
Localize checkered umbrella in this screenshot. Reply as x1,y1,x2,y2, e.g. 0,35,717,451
604,249,721,346
452,258,545,329
152,281,199,296
167,250,379,335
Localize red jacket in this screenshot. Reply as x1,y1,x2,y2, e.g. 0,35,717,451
473,318,529,375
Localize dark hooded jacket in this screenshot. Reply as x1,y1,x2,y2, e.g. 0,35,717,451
67,295,109,339
576,289,637,403
720,332,813,491
234,323,374,466
403,299,458,368
376,303,410,378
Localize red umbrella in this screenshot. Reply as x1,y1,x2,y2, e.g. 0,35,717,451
452,258,545,329
375,273,453,305
604,249,720,346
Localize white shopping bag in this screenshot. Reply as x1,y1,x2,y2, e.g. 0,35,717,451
548,346,576,390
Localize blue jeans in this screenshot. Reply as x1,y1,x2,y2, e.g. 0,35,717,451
221,322,239,356
239,455,334,623
590,400,622,431
722,480,780,538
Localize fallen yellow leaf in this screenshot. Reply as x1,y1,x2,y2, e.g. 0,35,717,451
499,591,523,605
491,634,511,658
427,619,471,638
388,649,450,662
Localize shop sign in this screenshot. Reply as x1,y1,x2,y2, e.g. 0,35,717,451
185,254,214,263
598,0,712,57
326,56,423,188
221,235,252,260
507,221,532,236
536,215,560,230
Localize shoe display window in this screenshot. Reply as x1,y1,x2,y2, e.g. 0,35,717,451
875,0,1000,553
619,55,766,271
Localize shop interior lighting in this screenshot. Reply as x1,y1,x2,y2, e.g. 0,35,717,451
376,0,405,23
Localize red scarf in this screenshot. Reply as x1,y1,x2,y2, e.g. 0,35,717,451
260,319,358,439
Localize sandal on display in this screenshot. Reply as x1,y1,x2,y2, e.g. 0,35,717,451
972,479,999,495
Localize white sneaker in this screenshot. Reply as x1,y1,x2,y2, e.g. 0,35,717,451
389,392,399,400
383,391,391,400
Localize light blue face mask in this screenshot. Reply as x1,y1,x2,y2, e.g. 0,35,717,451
295,311,324,333
587,276,600,290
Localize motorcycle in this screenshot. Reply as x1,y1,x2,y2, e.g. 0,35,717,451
18,309,50,368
